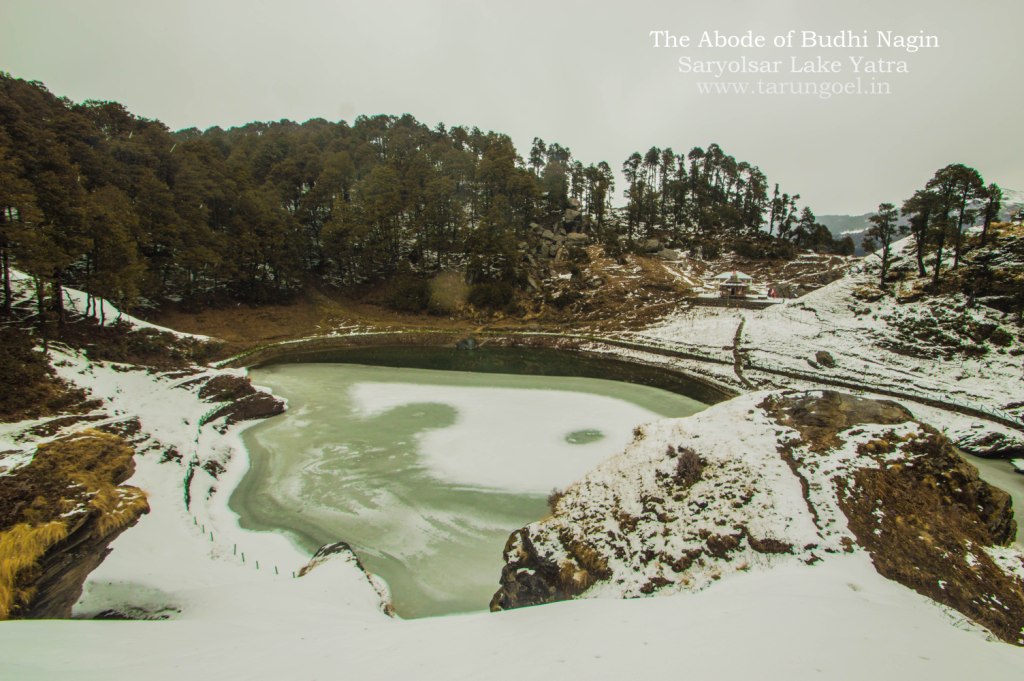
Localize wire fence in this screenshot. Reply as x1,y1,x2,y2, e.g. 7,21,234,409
187,509,296,578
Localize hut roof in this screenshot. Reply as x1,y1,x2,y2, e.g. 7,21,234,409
713,270,753,281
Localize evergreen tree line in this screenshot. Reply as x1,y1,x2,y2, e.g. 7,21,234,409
619,142,853,257
866,164,1003,288
1,73,834,323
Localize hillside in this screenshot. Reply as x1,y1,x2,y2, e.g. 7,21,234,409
627,226,1024,456
492,391,1024,644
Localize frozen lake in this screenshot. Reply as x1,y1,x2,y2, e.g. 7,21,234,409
233,359,708,618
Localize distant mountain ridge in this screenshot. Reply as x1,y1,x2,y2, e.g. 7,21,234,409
819,187,1022,256
818,214,872,255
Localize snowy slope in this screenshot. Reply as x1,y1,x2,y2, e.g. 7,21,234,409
7,269,210,340
635,236,1024,423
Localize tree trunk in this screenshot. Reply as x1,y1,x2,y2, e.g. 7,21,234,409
879,243,889,289
34,276,48,349
952,198,968,269
914,233,926,277
1,245,10,317
52,272,65,327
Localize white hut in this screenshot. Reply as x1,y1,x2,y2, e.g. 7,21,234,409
714,270,753,298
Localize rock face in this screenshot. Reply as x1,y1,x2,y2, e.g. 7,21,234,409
490,390,1024,645
24,506,143,618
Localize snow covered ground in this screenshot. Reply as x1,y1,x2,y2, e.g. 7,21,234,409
4,552,1023,681
635,236,1024,424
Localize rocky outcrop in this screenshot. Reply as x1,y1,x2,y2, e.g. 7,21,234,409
0,430,149,619
531,214,591,261
490,527,604,612
490,390,1024,644
299,541,394,617
23,504,143,618
199,373,284,427
954,428,1024,459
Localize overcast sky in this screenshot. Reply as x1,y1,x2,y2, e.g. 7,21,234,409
2,0,1021,214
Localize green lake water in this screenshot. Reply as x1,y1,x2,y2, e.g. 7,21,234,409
232,354,708,618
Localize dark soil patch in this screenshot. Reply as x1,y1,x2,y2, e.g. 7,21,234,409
0,326,91,422
198,375,255,402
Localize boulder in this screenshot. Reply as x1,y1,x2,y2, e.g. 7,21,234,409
814,350,837,368
641,238,662,253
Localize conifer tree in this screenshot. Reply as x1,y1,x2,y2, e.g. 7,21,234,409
864,202,901,288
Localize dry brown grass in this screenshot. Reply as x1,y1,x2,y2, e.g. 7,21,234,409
93,487,149,537
0,522,69,619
